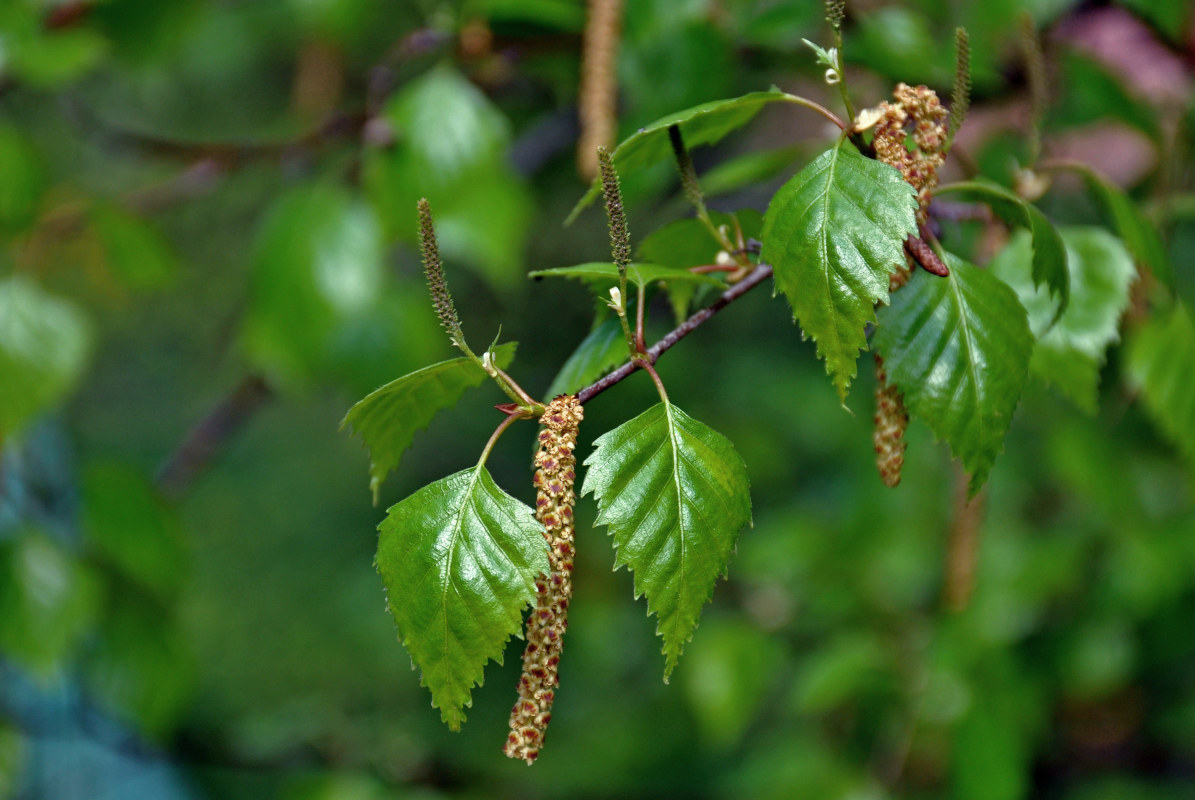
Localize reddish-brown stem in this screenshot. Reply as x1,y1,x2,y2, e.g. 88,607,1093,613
689,264,739,274
479,409,530,465
576,262,772,405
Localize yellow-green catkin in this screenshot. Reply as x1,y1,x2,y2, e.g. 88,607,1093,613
873,354,909,488
504,395,584,765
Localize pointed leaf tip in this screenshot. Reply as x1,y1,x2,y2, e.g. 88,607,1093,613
581,401,751,677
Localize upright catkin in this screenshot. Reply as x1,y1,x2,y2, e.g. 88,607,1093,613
504,395,584,764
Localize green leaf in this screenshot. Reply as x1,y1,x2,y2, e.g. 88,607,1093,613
700,148,801,198
937,180,1069,314
241,183,384,386
0,277,90,438
90,203,180,290
376,466,549,729
567,89,814,222
761,140,918,400
363,65,531,284
1126,303,1195,461
582,401,752,678
0,531,101,676
528,262,726,290
341,343,517,503
635,210,760,321
0,124,47,237
545,317,627,399
989,227,1136,413
1067,164,1174,288
636,210,763,268
873,255,1034,494
83,462,186,602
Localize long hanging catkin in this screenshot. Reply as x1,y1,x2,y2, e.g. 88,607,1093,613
503,395,583,764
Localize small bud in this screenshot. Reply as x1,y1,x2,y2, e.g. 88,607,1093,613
607,286,623,312
824,68,841,85
715,250,736,267
481,350,497,377
854,107,884,132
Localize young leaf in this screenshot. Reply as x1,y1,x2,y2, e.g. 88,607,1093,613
1126,303,1195,461
873,255,1033,495
761,140,918,400
568,89,816,221
1069,165,1174,289
341,343,517,503
545,317,627,399
936,180,1069,313
529,262,726,291
377,466,550,730
581,402,752,679
0,277,90,437
989,227,1136,413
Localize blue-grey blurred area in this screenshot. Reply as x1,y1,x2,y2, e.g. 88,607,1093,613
1,1,1194,799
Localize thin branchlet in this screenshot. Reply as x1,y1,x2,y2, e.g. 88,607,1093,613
668,125,707,218
417,199,467,351
825,0,845,30
949,27,971,142
1019,12,1048,163
597,147,631,274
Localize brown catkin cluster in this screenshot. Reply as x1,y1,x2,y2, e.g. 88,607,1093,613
503,395,584,765
873,354,909,488
871,83,948,227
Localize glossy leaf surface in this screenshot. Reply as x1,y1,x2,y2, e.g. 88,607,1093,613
341,343,517,503
761,140,918,400
874,255,1033,494
582,402,751,678
376,466,549,730
568,89,814,220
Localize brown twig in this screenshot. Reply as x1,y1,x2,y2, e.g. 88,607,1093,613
155,375,275,500
576,262,773,405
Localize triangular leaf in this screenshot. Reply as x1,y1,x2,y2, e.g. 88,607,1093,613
989,227,1136,413
545,317,627,399
376,466,550,730
937,180,1070,314
1126,303,1195,461
873,255,1034,494
528,262,726,290
341,343,517,503
761,140,918,400
567,89,811,222
581,402,752,678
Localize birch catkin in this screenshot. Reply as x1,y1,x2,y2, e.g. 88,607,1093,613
504,395,584,764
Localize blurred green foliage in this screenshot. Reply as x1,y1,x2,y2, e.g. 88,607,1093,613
1,0,1194,799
